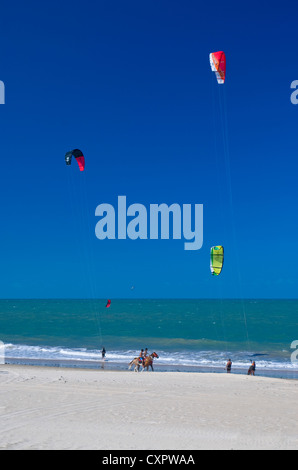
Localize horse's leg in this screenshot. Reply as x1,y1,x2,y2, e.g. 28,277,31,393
129,358,137,370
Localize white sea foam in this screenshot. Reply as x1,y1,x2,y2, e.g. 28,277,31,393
3,342,298,374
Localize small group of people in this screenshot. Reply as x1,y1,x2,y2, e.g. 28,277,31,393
138,348,148,366
101,347,150,364
225,359,256,376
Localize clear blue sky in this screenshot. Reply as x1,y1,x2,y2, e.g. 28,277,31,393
0,0,297,298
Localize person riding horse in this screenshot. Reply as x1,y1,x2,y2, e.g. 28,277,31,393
129,351,159,372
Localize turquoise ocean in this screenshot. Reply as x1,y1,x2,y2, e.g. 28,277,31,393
0,299,297,379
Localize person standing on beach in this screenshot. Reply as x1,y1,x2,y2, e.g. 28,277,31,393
226,359,232,373
102,347,106,360
248,361,256,376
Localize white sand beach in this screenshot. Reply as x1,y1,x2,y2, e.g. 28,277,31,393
0,364,297,450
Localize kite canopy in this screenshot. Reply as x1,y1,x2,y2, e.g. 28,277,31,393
65,149,85,171
209,51,226,84
105,299,111,308
210,246,224,276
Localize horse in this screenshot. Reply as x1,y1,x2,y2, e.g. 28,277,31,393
128,352,159,372
142,352,159,371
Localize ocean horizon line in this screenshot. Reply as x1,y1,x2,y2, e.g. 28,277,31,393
1,297,298,301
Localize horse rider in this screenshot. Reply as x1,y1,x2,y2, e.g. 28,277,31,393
139,349,144,365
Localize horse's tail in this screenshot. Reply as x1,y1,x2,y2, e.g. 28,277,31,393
128,358,137,369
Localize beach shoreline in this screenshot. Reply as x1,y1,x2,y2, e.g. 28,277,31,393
0,363,297,450
4,357,298,381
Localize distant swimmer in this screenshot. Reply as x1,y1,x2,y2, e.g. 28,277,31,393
247,361,256,376
226,359,232,373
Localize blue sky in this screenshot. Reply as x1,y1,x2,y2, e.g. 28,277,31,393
0,0,297,298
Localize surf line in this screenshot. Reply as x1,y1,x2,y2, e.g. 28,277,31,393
95,196,203,251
